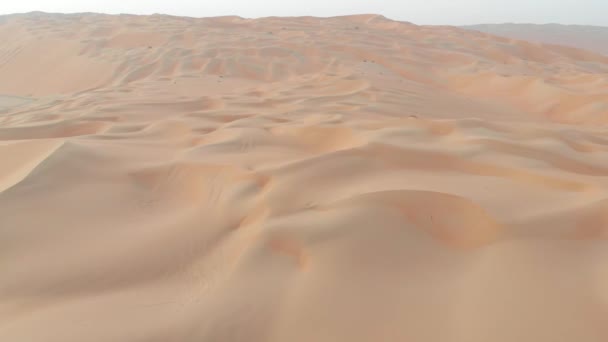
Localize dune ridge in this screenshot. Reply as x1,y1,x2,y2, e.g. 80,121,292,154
1,12,608,342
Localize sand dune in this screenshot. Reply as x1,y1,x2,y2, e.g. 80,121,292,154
463,23,608,56
1,12,608,342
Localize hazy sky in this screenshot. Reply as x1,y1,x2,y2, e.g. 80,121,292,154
1,0,606,26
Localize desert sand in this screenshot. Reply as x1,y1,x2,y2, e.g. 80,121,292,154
464,23,608,56
1,12,608,342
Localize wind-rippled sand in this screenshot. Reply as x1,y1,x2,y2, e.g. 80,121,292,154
1,12,608,342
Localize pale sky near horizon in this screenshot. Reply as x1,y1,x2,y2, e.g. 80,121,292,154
1,0,606,26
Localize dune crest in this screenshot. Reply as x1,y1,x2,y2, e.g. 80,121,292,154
1,12,608,342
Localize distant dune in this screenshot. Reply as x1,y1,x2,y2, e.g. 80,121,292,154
1,12,608,342
463,23,608,55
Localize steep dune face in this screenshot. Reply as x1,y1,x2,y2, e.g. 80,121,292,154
1,12,608,342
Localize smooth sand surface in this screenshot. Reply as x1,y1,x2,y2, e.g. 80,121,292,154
0,95,31,111
1,12,608,342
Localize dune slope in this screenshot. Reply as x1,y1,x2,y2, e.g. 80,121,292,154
1,12,608,342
